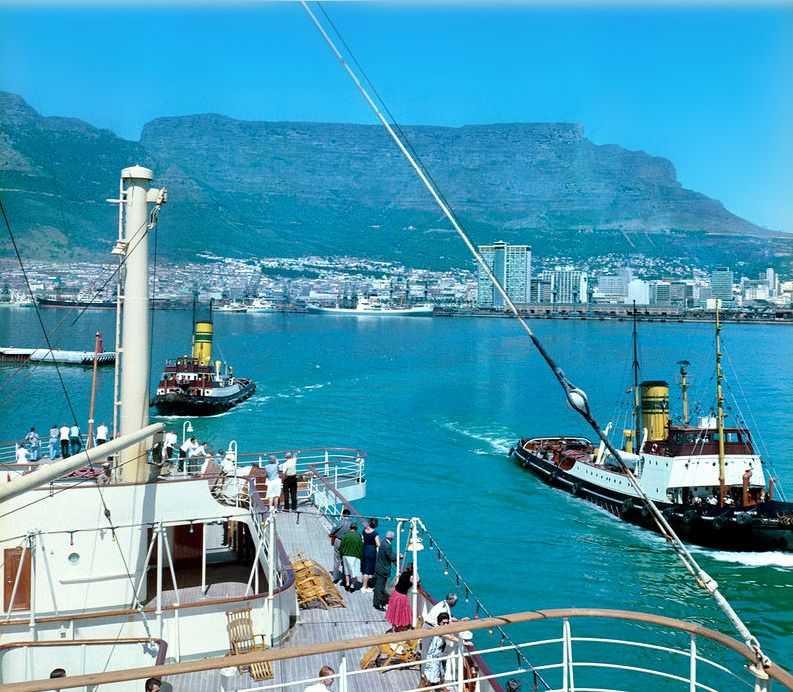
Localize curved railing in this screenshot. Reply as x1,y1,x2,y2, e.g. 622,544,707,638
4,608,790,692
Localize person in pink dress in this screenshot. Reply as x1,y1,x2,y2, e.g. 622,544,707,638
385,563,414,632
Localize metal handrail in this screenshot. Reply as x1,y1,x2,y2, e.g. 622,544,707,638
5,608,790,692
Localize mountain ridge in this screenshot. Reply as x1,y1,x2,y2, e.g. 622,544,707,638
1,90,789,273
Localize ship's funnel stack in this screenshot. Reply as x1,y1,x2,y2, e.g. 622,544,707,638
640,380,670,442
192,320,214,365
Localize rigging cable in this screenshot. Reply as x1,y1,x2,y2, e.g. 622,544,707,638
301,0,771,671
0,196,78,424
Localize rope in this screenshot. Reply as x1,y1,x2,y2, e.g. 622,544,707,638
0,196,79,423
301,0,771,670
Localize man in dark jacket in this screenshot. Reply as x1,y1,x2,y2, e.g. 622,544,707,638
372,529,396,610
328,508,351,582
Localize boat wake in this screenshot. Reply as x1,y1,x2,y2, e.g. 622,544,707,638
440,420,514,455
700,550,793,569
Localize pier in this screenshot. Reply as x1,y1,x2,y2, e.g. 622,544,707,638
0,347,115,366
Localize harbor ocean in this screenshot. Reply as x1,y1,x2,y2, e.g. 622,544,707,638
0,308,791,666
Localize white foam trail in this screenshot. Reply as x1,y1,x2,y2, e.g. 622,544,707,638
703,551,793,569
440,420,514,455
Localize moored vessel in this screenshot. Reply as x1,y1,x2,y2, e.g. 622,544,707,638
306,297,434,316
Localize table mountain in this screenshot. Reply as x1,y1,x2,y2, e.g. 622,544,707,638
1,90,788,271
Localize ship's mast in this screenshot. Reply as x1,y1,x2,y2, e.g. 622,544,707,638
678,360,690,426
632,302,641,450
716,301,727,507
116,166,166,484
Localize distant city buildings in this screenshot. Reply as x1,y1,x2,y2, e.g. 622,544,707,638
539,266,589,304
476,241,531,308
710,267,735,304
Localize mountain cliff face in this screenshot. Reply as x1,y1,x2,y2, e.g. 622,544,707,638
0,91,787,270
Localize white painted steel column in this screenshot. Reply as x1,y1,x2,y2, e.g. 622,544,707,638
395,520,404,574
155,523,163,638
268,512,276,645
689,634,697,692
118,165,154,484
201,521,207,595
338,653,348,692
28,534,36,640
410,518,419,627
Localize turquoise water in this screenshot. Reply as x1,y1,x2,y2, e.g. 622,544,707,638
1,308,792,679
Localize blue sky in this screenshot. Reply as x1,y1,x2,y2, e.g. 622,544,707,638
1,2,791,232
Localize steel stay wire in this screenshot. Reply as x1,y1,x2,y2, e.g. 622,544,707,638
301,0,771,670
0,200,164,411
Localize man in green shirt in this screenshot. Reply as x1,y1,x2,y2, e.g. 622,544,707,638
339,522,363,593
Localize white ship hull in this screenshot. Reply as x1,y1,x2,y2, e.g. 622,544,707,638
306,303,434,316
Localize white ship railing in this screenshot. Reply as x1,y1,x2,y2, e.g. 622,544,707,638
234,612,773,692
5,608,791,692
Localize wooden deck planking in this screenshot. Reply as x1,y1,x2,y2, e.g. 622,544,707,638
168,507,421,691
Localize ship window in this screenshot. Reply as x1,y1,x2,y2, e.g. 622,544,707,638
685,433,695,443
68,552,80,565
712,433,720,441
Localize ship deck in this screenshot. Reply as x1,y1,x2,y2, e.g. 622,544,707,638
168,506,421,692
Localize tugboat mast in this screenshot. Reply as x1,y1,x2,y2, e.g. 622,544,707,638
716,301,727,507
677,360,691,426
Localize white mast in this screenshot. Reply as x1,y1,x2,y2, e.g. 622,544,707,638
117,166,165,483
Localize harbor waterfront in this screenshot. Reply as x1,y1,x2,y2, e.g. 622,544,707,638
1,309,792,669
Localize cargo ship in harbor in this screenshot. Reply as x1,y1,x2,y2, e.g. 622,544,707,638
306,297,434,316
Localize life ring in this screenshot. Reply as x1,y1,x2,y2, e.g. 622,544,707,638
651,443,659,453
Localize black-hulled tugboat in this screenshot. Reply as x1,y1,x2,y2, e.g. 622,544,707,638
511,305,793,552
151,310,255,416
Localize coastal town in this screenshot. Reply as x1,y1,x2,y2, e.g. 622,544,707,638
2,247,791,321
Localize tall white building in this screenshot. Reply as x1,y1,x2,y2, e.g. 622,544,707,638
539,266,588,304
477,241,532,307
626,278,650,305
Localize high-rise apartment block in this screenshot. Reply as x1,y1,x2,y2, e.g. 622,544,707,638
539,266,589,304
476,241,531,307
710,267,734,303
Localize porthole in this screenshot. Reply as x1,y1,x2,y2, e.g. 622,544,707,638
68,552,80,565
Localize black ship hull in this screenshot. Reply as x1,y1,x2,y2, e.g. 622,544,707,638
152,379,256,416
511,443,793,552
38,297,117,309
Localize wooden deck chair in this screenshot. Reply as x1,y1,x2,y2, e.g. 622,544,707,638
378,637,422,672
226,607,273,681
297,582,330,610
202,460,225,498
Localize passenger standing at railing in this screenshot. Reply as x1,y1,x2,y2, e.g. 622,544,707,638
69,422,82,456
329,508,352,583
48,424,59,459
372,529,396,611
263,455,282,509
15,441,30,465
163,429,177,460
25,427,40,461
281,451,298,511
179,436,198,472
59,423,70,458
95,422,108,446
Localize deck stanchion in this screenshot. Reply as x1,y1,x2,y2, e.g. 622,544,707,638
268,512,276,645
28,534,36,638
339,652,348,692
689,634,697,692
155,523,163,638
201,521,207,595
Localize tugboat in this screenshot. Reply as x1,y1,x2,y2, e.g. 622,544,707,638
511,305,793,552
151,309,256,416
